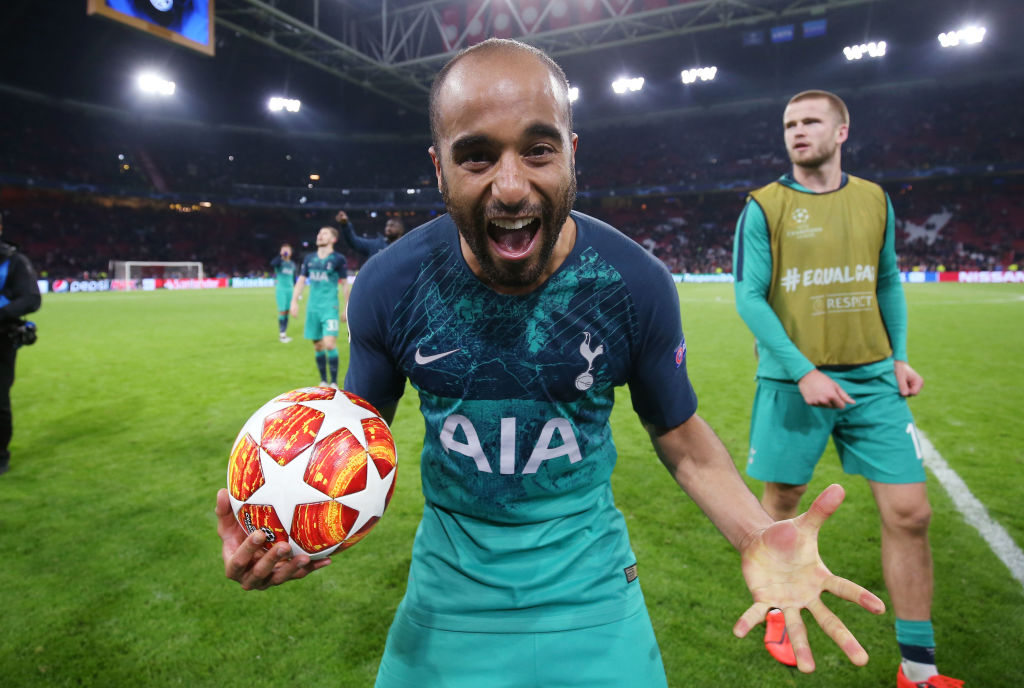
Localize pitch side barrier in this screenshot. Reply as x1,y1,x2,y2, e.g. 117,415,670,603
38,271,1024,294
901,271,1024,283
669,271,1024,284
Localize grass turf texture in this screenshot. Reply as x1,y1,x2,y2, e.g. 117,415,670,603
1,283,1021,687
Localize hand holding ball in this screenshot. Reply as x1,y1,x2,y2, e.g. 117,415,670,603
226,387,397,560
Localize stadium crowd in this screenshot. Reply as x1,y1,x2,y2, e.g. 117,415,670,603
1,80,1021,280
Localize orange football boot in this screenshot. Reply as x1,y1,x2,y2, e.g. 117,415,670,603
764,609,797,667
897,666,965,687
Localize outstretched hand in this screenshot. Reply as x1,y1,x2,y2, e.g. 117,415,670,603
732,484,885,673
216,488,330,590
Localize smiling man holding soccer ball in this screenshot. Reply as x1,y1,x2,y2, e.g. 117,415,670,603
217,40,888,687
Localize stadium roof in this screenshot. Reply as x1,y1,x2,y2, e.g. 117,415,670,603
2,0,1022,135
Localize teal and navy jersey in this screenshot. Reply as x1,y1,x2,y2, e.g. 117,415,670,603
733,173,907,383
269,256,296,291
346,211,697,633
299,251,347,310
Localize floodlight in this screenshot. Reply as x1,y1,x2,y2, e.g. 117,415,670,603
268,96,301,113
568,86,580,103
681,66,718,84
136,72,175,96
309,174,320,181
843,41,887,61
612,76,644,94
938,26,986,48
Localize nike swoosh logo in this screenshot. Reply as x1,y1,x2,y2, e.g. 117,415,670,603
414,348,460,365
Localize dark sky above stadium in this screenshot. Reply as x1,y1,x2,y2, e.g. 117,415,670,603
1,0,1021,136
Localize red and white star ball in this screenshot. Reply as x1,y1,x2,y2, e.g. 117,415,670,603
226,387,397,560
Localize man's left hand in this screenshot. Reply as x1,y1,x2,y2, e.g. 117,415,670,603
732,484,886,673
894,360,924,397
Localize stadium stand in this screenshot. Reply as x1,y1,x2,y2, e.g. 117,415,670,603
1,80,1020,280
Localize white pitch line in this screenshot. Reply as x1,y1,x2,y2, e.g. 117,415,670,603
919,430,1024,588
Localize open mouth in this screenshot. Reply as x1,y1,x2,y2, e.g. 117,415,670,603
487,217,540,260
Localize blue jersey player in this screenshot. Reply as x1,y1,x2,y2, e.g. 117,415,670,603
217,39,887,685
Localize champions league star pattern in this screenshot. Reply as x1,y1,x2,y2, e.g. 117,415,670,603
227,387,397,559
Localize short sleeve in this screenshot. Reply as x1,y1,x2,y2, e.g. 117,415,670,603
343,258,407,409
625,260,698,429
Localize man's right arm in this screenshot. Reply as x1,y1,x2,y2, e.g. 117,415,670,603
733,200,814,381
338,217,381,256
343,252,407,413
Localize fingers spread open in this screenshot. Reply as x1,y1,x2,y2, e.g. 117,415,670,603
781,607,815,673
798,483,845,532
806,598,870,667
825,574,886,615
732,602,771,638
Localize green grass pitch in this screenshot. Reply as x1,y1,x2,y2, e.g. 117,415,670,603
1,282,1021,686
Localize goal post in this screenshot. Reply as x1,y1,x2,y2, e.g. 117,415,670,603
109,261,204,290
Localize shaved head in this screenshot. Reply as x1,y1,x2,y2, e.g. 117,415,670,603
429,38,573,158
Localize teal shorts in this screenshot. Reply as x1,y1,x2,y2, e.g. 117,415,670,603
746,373,925,485
303,306,340,341
275,288,292,312
374,603,667,688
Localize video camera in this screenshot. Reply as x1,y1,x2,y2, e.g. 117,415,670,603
8,320,36,348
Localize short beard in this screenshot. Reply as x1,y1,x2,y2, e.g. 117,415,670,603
442,167,577,290
789,142,838,170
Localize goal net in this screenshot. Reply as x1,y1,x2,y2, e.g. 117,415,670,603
109,261,204,290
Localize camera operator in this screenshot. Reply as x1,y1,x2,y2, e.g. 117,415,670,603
0,212,41,476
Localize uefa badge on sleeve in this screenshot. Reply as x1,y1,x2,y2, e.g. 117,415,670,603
674,340,686,368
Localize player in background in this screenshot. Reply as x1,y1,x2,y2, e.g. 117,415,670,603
335,211,406,310
269,243,295,342
289,226,347,388
732,90,961,688
335,210,406,258
218,41,887,685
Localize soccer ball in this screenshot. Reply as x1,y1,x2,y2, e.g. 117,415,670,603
226,387,397,560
